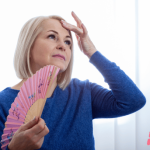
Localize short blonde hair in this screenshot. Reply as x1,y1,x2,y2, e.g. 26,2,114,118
13,15,74,91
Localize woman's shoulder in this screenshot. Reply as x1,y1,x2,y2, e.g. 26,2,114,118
0,87,19,102
72,77,89,83
69,78,91,88
0,87,19,93
0,87,11,95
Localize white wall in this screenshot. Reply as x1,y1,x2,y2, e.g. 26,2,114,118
136,0,150,149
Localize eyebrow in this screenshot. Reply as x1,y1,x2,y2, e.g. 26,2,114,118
47,30,71,40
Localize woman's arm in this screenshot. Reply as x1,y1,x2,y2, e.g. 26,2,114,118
89,51,146,119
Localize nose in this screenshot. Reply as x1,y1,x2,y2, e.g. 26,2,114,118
57,40,66,51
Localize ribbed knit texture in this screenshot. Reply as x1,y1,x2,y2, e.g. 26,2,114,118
0,50,146,150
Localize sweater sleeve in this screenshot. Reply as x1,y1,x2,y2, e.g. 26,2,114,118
89,50,146,119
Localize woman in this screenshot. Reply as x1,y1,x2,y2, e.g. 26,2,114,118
0,11,146,150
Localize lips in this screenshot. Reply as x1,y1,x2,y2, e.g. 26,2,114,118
52,54,65,61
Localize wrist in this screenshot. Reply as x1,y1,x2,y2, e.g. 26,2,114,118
86,49,97,59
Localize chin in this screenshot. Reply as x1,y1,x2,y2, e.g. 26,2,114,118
49,61,67,73
58,67,67,74
53,65,66,74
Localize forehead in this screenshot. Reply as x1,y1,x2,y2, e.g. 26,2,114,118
41,19,70,36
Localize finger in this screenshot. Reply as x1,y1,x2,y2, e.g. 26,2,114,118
61,21,83,37
75,34,82,50
81,23,88,37
19,116,39,132
71,11,88,37
74,23,87,39
35,125,49,142
71,11,82,28
26,118,46,135
34,137,44,149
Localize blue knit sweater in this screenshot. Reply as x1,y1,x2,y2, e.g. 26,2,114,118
0,51,146,150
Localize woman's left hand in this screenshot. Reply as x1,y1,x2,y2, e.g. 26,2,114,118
60,11,97,59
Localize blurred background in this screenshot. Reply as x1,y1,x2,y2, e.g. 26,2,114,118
0,0,149,149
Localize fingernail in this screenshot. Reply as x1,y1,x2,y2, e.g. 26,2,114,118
63,22,67,26
61,20,67,25
32,116,36,121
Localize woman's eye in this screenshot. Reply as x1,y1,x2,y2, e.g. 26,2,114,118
65,40,71,45
48,34,55,39
48,34,71,45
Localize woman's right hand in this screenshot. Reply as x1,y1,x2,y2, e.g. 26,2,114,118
7,116,49,150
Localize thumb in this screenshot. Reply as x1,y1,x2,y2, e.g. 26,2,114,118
20,116,39,131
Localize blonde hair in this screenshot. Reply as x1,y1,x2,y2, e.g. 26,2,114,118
13,15,74,91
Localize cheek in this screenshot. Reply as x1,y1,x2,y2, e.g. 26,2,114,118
34,41,51,56
31,41,51,62
69,50,72,58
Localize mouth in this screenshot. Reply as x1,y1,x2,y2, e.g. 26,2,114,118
52,54,65,61
52,55,65,61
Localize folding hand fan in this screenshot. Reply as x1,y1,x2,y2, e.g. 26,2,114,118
0,65,60,150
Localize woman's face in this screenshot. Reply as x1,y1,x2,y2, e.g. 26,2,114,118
30,19,72,74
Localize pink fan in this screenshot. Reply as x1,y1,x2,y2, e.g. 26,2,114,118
0,65,60,150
